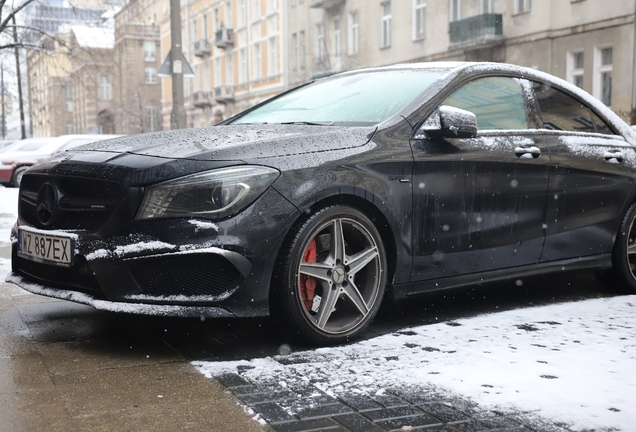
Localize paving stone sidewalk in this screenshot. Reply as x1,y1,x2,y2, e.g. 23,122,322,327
215,370,575,432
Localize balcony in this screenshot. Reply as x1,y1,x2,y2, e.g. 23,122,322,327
193,39,211,57
449,13,503,46
192,90,211,108
215,28,234,49
213,85,234,104
310,0,345,10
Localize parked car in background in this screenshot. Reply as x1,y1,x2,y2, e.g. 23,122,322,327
0,140,16,151
8,62,636,345
0,135,120,187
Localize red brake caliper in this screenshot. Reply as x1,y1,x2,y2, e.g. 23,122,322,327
300,239,317,310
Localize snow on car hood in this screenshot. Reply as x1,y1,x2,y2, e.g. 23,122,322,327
75,124,376,161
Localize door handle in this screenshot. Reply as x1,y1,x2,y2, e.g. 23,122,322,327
604,150,624,164
515,146,541,159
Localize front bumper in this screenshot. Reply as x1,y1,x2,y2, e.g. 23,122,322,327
8,187,300,317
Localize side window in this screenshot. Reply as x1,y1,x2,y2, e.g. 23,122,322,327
443,77,529,130
532,82,597,133
589,110,616,135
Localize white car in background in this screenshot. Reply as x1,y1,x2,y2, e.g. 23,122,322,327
0,135,120,187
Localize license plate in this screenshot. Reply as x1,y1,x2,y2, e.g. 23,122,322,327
18,229,73,266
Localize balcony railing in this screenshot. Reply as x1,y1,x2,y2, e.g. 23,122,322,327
310,0,345,9
193,39,211,57
213,85,234,104
192,90,211,108
215,28,234,49
449,13,503,45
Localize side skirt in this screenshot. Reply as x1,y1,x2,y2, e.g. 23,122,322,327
392,254,612,300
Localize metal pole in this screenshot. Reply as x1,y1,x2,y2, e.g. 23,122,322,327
12,16,26,139
170,0,187,129
1,65,5,139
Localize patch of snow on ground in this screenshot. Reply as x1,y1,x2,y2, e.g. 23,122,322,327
194,295,636,431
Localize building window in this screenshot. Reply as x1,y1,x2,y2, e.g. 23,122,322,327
192,19,198,41
300,30,306,68
413,0,426,40
252,0,260,21
380,2,391,48
204,62,211,91
99,75,111,100
143,41,156,62
268,0,276,12
225,1,232,27
333,18,341,58
65,123,74,134
253,42,261,79
65,101,73,112
145,67,157,84
516,0,531,13
482,0,494,13
65,85,72,98
292,33,298,70
268,36,277,75
449,0,461,21
147,105,159,133
347,11,358,55
316,23,325,61
227,53,234,84
595,46,612,106
568,51,584,89
239,0,247,26
215,57,222,84
239,48,247,81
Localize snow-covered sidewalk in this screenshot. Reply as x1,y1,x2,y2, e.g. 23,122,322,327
195,295,636,431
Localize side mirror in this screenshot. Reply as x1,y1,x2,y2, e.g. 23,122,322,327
415,105,478,139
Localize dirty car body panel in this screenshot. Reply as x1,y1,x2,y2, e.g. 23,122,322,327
8,62,636,344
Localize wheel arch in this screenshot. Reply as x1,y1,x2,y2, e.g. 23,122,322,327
271,193,399,296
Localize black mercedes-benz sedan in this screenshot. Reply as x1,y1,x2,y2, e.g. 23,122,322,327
8,62,636,344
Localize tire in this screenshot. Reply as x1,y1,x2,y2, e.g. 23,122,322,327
273,206,387,345
605,202,636,293
11,166,29,188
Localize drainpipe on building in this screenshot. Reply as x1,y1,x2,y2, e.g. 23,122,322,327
169,0,187,129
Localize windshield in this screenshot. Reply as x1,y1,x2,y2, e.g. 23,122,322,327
230,69,445,126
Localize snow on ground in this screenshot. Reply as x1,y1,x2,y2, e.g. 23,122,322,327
195,294,636,431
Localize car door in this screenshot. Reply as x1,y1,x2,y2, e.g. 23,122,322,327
411,76,549,283
529,81,636,262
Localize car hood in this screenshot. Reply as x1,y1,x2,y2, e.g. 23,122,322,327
75,124,377,161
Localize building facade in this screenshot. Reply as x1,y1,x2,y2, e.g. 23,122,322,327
288,0,636,123
114,0,164,134
27,35,75,137
159,0,287,129
70,25,117,134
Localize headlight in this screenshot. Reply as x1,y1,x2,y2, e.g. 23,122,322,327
135,165,280,220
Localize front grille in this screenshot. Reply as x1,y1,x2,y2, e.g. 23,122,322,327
14,251,103,295
128,254,244,298
19,174,121,232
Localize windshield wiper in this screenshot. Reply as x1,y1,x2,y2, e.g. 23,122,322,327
280,121,334,126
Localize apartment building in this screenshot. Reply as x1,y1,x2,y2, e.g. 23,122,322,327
27,34,75,137
70,25,117,134
114,0,164,134
159,0,286,129
288,0,636,123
